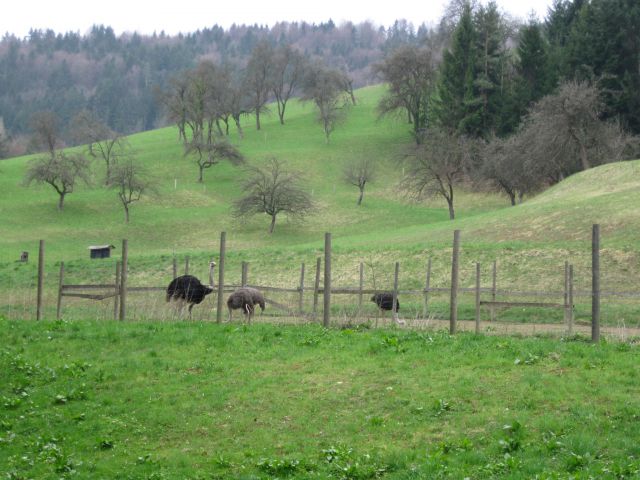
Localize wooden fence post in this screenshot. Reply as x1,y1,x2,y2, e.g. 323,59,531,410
392,262,400,323
568,264,574,336
592,224,600,342
298,262,306,315
475,262,481,334
449,230,461,335
323,233,331,328
358,262,364,315
313,257,321,319
241,261,248,287
114,261,120,321
36,240,44,321
423,257,432,318
216,232,226,324
119,239,128,321
56,262,64,320
491,260,497,322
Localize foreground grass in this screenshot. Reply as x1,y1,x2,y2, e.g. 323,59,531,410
1,318,639,479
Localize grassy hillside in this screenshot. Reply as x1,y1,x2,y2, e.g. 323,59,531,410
1,85,639,326
2,319,640,479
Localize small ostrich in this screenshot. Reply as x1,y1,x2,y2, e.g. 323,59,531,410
371,292,405,325
227,287,266,324
166,275,213,318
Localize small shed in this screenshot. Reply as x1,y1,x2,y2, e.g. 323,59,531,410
88,245,115,259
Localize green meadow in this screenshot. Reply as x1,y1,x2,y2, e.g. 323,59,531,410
1,85,639,327
1,86,640,479
1,319,640,479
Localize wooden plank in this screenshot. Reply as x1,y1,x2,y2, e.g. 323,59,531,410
62,292,118,300
62,284,116,290
480,301,565,309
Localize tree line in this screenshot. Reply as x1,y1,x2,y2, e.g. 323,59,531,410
374,0,640,218
17,0,640,229
0,19,432,156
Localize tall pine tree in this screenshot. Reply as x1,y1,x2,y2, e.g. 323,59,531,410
434,2,480,136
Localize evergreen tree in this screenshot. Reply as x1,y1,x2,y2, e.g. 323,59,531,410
501,19,552,133
434,2,480,136
565,0,640,133
470,1,508,138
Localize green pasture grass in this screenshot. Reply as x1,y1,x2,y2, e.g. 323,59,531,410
1,318,640,478
1,85,640,326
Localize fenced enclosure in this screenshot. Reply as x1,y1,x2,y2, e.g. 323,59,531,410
4,225,640,341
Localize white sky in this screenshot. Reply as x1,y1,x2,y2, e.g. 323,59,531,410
3,0,554,38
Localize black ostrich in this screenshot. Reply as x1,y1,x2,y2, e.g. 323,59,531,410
370,292,404,325
371,292,400,313
166,275,214,318
227,287,266,324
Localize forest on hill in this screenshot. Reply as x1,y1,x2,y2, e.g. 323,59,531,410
0,0,638,161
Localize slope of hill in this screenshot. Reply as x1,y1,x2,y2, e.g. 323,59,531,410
1,85,639,325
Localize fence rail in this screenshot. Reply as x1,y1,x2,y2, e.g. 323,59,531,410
34,225,629,342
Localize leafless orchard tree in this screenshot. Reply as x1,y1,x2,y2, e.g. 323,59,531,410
232,157,315,234
70,110,128,185
343,157,376,206
480,134,540,205
107,157,156,223
159,76,189,143
245,41,274,131
522,80,633,180
270,44,307,125
24,152,91,210
29,111,62,156
302,63,352,143
373,44,438,144
184,139,244,183
401,128,473,220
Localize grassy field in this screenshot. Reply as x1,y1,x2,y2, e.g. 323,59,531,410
1,84,639,326
1,318,640,479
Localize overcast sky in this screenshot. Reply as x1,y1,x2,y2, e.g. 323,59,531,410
3,0,554,38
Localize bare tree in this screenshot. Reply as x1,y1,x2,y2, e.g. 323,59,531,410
29,111,62,156
270,44,307,125
401,129,473,220
480,134,540,205
184,138,244,183
24,152,91,210
245,41,274,131
159,75,190,143
232,157,315,233
373,44,438,144
522,80,632,180
343,158,376,205
70,110,127,184
107,157,155,223
302,63,351,143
